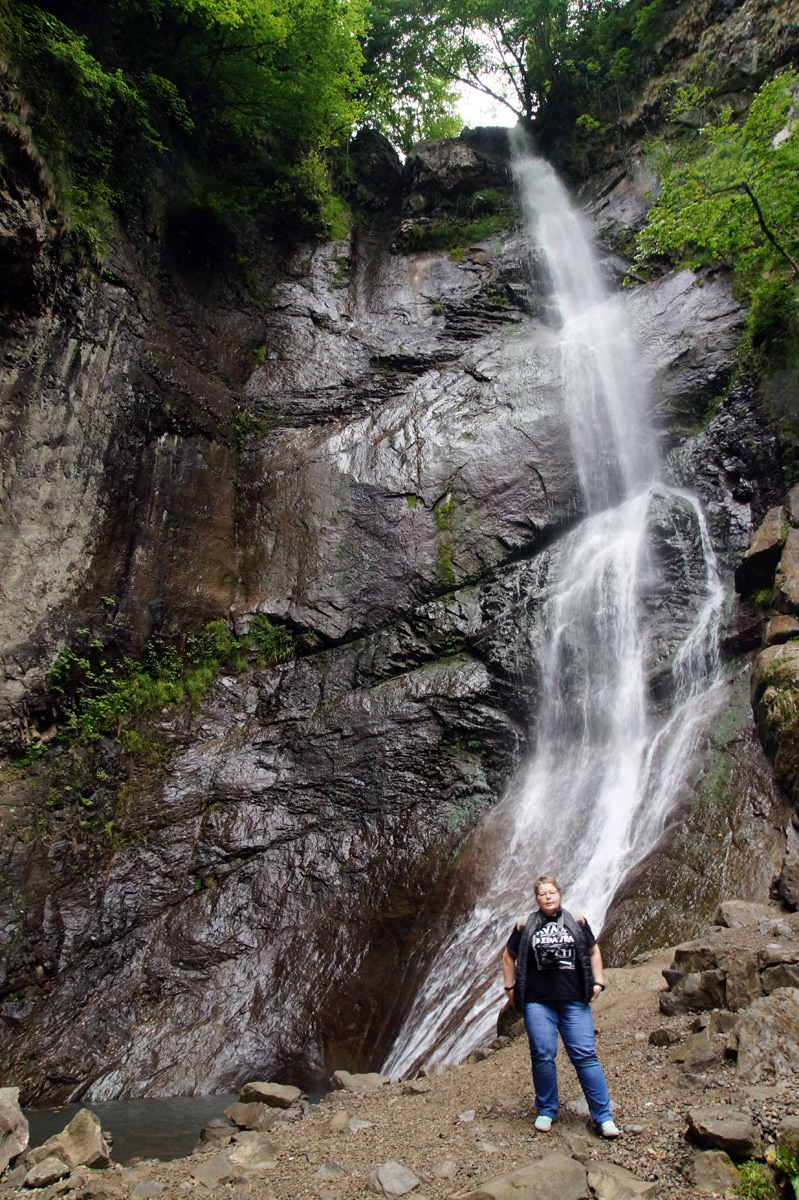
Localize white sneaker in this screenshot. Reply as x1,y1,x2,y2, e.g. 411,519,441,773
600,1120,620,1138
534,1115,553,1132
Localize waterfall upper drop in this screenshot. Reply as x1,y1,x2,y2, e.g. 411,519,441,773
382,150,726,1080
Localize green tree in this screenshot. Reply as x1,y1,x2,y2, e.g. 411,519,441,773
0,0,367,241
633,72,799,360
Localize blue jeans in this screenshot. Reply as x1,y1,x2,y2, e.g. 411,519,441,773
523,1000,612,1123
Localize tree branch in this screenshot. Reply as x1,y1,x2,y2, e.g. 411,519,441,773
710,182,799,276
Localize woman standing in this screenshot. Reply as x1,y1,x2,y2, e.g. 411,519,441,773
502,873,619,1138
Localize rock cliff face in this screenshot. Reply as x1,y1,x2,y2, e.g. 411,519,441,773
0,69,794,1100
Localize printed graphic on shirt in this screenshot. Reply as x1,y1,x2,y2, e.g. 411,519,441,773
532,920,576,971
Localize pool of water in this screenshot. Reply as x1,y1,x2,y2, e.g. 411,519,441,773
25,1093,239,1164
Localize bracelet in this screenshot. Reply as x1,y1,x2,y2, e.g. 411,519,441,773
504,985,513,991
593,982,605,991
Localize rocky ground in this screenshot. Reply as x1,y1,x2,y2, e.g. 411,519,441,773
5,904,799,1199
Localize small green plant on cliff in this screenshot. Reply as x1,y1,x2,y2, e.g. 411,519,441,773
249,614,295,668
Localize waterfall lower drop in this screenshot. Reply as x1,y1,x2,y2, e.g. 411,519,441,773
383,152,726,1079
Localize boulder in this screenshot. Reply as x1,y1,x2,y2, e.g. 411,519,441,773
687,1149,741,1193
23,1156,71,1189
224,1101,276,1131
130,1184,167,1200
660,968,726,1015
761,963,799,992
191,1155,236,1189
686,1106,762,1157
0,1086,29,1174
737,987,799,1082
668,1027,722,1070
315,1160,345,1179
777,1115,799,1157
239,1081,302,1108
328,1110,350,1131
27,1108,112,1170
735,506,786,595
718,951,763,1011
714,900,777,928
225,1130,278,1168
331,1070,390,1095
368,1161,421,1196
71,1172,126,1200
763,615,799,646
586,1160,659,1199
648,1027,680,1046
459,1153,589,1200
199,1117,235,1145
778,848,799,909
775,528,799,612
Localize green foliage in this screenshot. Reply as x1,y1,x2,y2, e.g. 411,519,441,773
249,614,295,668
360,0,679,153
394,209,515,254
634,72,799,372
735,1161,779,1200
1,0,367,242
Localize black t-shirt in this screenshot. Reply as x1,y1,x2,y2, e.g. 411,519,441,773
507,910,596,1004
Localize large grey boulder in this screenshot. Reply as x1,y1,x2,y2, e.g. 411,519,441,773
224,1130,278,1168
461,1153,590,1200
737,987,799,1082
27,1108,112,1170
735,506,787,595
0,1086,29,1174
687,1106,762,1157
24,1155,71,1188
718,950,763,1011
714,900,777,928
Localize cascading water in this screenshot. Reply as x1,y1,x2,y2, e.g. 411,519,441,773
383,152,726,1079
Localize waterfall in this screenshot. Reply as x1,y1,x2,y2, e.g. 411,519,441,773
382,153,726,1078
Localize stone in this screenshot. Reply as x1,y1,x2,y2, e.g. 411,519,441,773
761,963,799,992
737,987,799,1082
72,1173,126,1200
28,1108,112,1170
225,1131,278,1168
369,1161,420,1196
348,1117,372,1133
130,1184,167,1199
687,1106,763,1157
331,1070,390,1095
718,950,763,1011
435,1159,458,1180
0,1086,29,1174
328,1110,350,1131
4,1162,27,1187
200,1117,235,1145
459,1153,589,1200
763,615,799,646
191,1156,236,1189
775,528,799,612
648,1027,680,1046
779,848,799,909
224,1102,276,1131
315,1160,345,1179
23,1156,71,1188
586,1160,658,1199
660,967,726,1015
668,1027,722,1070
714,900,777,927
735,506,787,596
239,1081,302,1108
459,1110,476,1122
401,1081,430,1096
688,1149,741,1193
777,1115,799,1157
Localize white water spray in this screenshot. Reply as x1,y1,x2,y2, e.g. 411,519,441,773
383,154,725,1078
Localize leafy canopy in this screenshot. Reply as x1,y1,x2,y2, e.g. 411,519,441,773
633,72,799,363
0,0,367,240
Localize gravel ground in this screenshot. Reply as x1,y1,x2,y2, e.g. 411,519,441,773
13,919,799,1200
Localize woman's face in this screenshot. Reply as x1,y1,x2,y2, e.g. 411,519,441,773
536,884,561,917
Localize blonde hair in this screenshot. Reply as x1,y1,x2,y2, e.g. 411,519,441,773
533,874,561,897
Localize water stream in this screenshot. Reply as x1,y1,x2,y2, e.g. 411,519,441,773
383,153,726,1078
